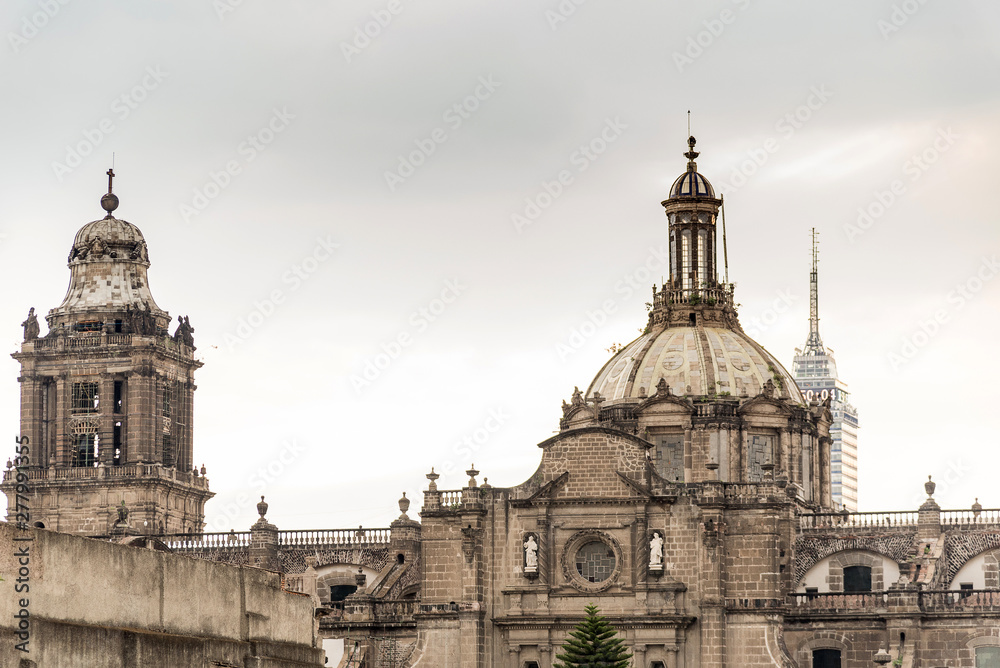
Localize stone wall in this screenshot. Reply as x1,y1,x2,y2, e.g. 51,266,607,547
0,522,324,667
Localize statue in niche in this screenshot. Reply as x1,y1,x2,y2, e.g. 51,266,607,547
523,534,538,571
649,532,664,567
21,308,39,341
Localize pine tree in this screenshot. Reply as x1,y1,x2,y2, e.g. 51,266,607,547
554,604,633,668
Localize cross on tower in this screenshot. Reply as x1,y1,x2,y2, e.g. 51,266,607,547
107,168,115,194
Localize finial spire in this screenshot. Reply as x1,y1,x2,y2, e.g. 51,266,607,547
683,135,700,171
804,227,824,354
101,167,120,218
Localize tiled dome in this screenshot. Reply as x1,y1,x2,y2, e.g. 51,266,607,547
587,325,803,403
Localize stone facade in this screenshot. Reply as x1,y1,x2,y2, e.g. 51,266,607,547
12,151,1000,667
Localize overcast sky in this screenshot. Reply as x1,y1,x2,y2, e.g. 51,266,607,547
1,1,998,531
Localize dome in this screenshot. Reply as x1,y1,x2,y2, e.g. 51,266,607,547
668,169,715,199
587,326,803,403
68,216,149,267
72,216,146,249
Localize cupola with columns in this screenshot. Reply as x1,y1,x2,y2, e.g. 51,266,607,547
561,138,833,509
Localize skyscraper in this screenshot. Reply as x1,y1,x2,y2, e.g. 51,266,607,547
792,229,859,510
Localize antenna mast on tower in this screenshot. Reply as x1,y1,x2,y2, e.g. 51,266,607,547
804,227,824,354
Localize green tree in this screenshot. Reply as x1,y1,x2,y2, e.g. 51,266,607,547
554,604,633,668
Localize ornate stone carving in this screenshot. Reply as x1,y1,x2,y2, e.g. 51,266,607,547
21,308,39,341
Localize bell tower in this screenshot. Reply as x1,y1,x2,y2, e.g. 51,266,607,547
2,173,213,536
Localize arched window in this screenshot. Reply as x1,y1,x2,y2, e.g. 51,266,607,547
813,648,841,668
843,565,872,592
977,647,1000,668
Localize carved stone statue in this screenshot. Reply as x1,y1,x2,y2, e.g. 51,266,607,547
649,532,664,567
126,302,156,335
21,308,40,341
523,534,538,571
116,500,129,525
173,315,195,347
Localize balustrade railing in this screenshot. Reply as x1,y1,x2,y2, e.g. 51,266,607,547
693,402,738,418
788,592,888,611
373,599,418,619
1,464,208,488
439,491,462,507
788,590,1000,614
165,531,251,550
799,511,918,530
941,508,1000,528
652,286,735,310
278,528,391,547
69,334,102,348
920,589,1000,612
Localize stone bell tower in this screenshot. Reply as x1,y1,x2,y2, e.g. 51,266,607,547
1,171,213,536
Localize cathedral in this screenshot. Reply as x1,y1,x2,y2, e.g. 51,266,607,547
5,142,1000,667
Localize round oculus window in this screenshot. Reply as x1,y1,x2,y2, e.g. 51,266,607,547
575,540,616,583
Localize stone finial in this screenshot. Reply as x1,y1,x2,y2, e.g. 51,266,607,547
192,467,199,477
304,555,318,569
355,566,367,589
426,467,439,491
481,477,491,489
925,475,936,498
5,459,11,470
398,492,410,519
257,495,268,519
873,648,892,666
655,378,670,396
200,463,206,475
466,464,479,489
973,498,983,517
